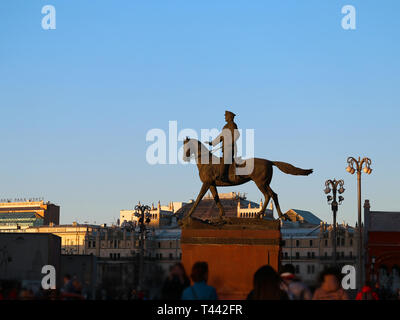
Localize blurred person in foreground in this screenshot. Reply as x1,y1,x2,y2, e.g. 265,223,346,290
247,265,288,300
60,274,84,300
181,262,218,300
280,264,312,300
312,267,348,300
161,263,190,300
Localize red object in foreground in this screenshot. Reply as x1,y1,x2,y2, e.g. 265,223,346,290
355,286,379,300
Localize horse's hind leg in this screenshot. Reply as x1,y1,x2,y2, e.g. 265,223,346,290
209,184,225,218
266,185,287,220
255,182,271,218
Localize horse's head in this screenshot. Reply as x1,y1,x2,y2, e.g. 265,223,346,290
183,136,193,162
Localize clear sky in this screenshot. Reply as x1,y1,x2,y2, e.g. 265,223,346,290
1,1,399,225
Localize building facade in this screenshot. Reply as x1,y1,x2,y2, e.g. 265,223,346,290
281,221,357,286
364,199,400,297
0,200,59,230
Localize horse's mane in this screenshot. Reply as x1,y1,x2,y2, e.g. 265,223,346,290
186,138,220,164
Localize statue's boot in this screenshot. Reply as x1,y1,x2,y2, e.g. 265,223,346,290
219,164,231,183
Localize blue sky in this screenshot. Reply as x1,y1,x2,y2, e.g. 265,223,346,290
0,1,399,225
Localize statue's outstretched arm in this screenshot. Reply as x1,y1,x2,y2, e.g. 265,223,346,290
211,133,223,146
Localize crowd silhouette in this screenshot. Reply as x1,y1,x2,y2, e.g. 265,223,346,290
1,262,399,300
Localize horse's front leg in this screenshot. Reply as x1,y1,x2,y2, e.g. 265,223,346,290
209,184,225,218
186,183,210,219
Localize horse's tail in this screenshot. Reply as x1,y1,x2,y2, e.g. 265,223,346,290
272,161,313,176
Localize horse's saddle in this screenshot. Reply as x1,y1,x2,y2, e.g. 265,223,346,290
227,158,247,181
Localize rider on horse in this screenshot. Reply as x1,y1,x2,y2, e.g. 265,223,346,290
207,110,240,183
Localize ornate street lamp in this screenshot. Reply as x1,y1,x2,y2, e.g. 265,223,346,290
324,179,345,266
134,202,151,291
346,156,372,290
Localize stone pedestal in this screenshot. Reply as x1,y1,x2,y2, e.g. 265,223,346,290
180,218,281,300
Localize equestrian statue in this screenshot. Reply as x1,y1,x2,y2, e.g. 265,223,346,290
181,110,313,225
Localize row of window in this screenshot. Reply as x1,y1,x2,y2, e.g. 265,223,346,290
283,251,353,259
282,238,353,248
110,253,120,260
292,265,316,275
154,253,182,260
239,212,258,218
87,240,179,249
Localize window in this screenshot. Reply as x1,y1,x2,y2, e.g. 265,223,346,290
311,265,315,274
341,238,345,246
307,252,310,258
158,242,161,248
282,240,286,246
88,241,91,248
350,239,353,246
296,240,300,247
311,252,315,258
295,265,300,274
170,242,172,248
92,241,96,248
325,239,328,246
307,265,311,274
350,251,353,258
309,240,313,247
296,252,300,259
169,253,173,259
284,252,288,258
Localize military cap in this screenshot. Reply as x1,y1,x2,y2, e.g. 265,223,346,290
225,110,236,118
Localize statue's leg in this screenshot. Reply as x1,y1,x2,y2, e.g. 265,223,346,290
186,183,210,219
209,184,225,218
255,182,271,218
266,185,287,220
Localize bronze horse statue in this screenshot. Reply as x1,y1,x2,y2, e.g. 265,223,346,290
181,137,313,224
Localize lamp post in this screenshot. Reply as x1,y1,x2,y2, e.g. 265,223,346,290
346,156,372,290
324,179,345,266
134,202,151,291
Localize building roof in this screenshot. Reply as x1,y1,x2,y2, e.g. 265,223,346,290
153,228,181,240
281,226,321,238
368,211,400,232
286,209,322,225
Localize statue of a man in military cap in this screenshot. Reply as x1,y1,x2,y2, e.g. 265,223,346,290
207,110,240,183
